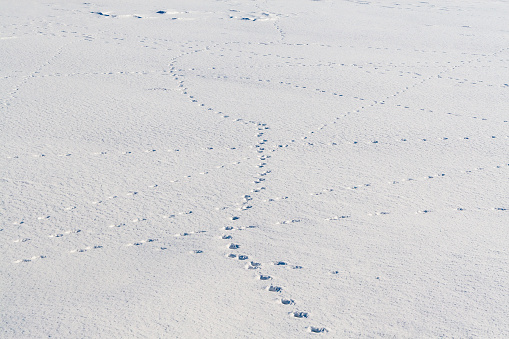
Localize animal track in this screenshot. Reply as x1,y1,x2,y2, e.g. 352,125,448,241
298,134,509,149
226,253,249,260
70,245,103,253
3,144,246,161
264,196,289,202
276,219,301,225
308,326,328,334
246,262,262,270
291,311,309,319
281,298,295,305
3,13,504,337
126,239,157,247
13,255,46,263
267,285,282,292
49,229,81,238
325,216,350,221
175,230,206,237
311,163,509,196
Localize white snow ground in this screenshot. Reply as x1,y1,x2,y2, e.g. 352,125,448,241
1,0,508,337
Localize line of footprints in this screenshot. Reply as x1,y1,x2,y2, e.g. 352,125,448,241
4,145,245,161
12,199,507,264
310,162,509,196
220,224,328,334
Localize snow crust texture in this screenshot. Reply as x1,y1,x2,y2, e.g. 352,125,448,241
1,0,509,338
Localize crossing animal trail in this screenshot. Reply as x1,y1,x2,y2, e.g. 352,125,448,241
2,0,508,337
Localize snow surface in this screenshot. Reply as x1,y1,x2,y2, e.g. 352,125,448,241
1,0,509,337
